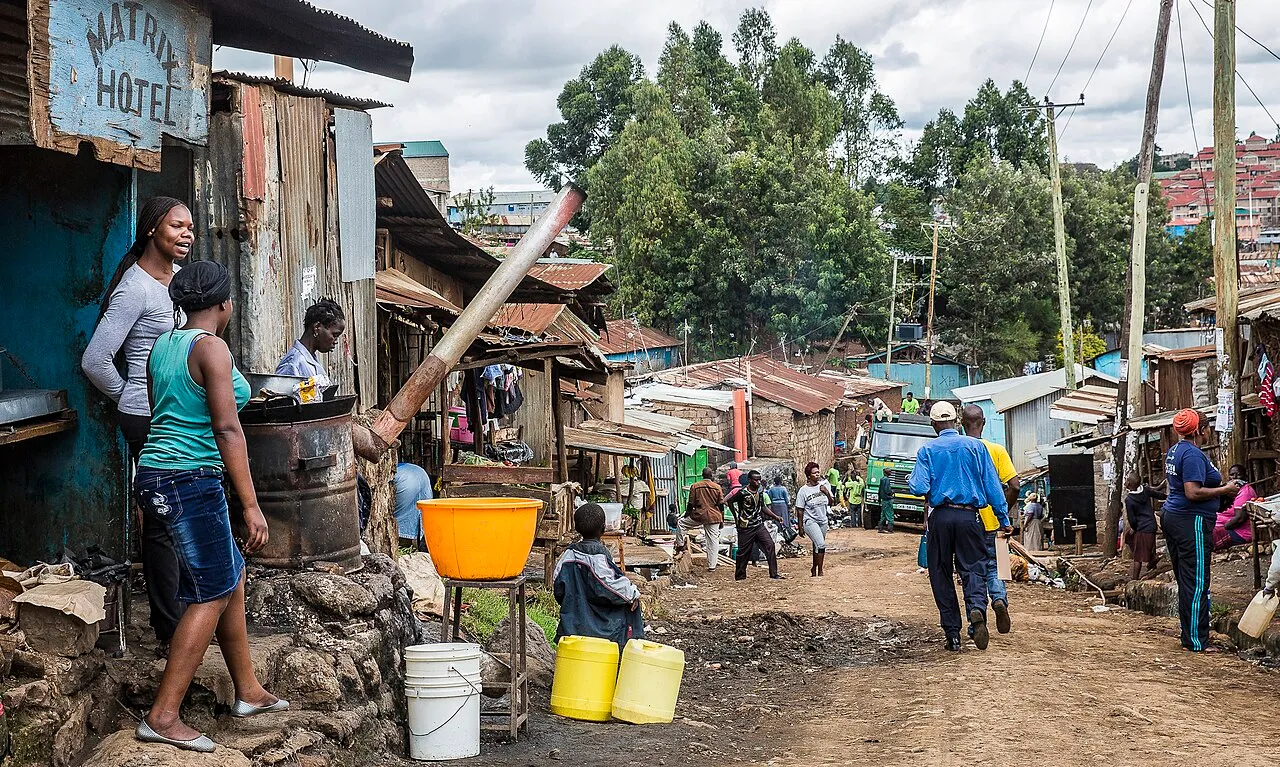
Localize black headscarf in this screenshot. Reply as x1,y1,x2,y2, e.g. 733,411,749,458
168,260,231,314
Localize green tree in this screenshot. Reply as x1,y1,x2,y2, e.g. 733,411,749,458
820,35,903,187
936,157,1056,377
524,45,645,191
732,7,777,92
453,187,498,236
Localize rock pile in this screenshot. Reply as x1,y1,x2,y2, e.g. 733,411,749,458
2,554,432,767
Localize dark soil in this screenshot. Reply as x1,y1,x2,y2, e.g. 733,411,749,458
440,610,933,767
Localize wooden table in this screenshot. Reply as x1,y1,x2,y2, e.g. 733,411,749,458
440,576,529,739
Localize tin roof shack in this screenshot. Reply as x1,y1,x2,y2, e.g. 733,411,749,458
856,344,977,401
816,370,907,452
627,382,738,450
1145,344,1217,413
656,356,845,470
598,319,681,375
955,365,1118,473
0,0,410,565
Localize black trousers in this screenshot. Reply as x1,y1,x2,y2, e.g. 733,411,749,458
926,506,989,637
119,413,186,643
1163,512,1212,651
735,523,778,579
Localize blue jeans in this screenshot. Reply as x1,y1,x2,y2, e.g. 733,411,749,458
984,531,1008,605
393,463,433,542
134,467,244,604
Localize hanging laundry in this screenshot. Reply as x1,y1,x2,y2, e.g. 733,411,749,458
1261,351,1276,417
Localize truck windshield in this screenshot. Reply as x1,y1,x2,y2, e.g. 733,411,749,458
871,432,933,461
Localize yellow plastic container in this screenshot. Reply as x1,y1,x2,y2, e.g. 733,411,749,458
549,636,620,722
610,639,685,724
418,498,542,580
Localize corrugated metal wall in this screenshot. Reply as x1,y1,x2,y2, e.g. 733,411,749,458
866,362,974,401
650,452,678,521
0,146,134,563
1006,392,1073,472
205,82,376,408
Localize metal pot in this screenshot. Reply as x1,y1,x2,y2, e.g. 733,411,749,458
230,402,362,573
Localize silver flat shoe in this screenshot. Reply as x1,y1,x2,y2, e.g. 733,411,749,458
135,718,216,753
230,697,290,718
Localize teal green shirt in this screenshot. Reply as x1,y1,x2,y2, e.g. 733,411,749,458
139,329,250,471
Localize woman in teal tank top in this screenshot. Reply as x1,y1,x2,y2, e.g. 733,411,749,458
133,262,288,752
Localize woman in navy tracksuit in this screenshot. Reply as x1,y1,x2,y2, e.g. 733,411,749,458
1163,409,1243,652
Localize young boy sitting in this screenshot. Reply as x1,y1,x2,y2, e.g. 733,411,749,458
553,503,645,650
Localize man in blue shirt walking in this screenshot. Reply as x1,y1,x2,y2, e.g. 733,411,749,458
909,402,1011,651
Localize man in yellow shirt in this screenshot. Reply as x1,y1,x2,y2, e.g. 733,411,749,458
961,405,1019,635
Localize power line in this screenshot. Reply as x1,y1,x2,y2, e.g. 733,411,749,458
1194,0,1280,65
1059,0,1135,140
1185,0,1280,133
1025,0,1056,85
1047,0,1096,96
1176,0,1211,212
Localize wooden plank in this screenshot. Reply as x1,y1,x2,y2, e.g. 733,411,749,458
0,410,76,446
441,464,556,485
444,483,551,503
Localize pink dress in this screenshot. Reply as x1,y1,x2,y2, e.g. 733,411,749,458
1213,484,1257,550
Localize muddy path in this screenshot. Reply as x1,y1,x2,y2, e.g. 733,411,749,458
458,529,1280,766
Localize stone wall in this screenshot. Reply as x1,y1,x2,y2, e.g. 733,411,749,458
645,402,734,447
749,398,834,470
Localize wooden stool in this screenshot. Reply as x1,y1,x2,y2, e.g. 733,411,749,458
440,576,530,739
1072,525,1088,556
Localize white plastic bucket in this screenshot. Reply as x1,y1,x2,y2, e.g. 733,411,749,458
404,643,483,761
405,643,482,679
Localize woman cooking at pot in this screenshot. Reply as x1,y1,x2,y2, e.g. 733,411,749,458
275,298,346,386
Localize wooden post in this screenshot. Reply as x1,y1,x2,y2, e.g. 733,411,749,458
1108,0,1175,558
551,369,568,484
924,220,940,398
1214,0,1242,467
884,254,898,380
1045,98,1077,392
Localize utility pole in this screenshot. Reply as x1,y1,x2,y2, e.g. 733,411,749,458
1214,0,1242,466
823,306,857,372
1044,96,1085,391
884,255,899,380
922,216,951,399
1107,0,1174,558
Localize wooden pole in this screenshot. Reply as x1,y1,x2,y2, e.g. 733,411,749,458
822,309,855,372
923,220,940,399
1045,98,1077,392
551,369,568,484
1107,0,1175,559
884,255,898,380
1214,0,1242,467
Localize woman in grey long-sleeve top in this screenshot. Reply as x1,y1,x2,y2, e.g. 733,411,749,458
81,196,193,652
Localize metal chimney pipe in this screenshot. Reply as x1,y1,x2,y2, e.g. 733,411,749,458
356,183,586,460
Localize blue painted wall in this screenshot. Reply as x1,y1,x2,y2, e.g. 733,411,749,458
865,362,974,401
605,347,677,373
1090,349,1149,381
0,147,134,564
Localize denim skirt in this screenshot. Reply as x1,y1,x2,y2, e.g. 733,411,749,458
134,467,245,604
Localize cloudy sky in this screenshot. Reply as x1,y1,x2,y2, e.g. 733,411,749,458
216,0,1280,193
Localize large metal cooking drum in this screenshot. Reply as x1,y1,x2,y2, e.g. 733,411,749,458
231,394,362,573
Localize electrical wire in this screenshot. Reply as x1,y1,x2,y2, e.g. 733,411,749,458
1176,0,1212,213
1047,0,1096,96
1059,0,1133,139
1025,0,1056,86
1194,0,1280,65
1185,0,1280,132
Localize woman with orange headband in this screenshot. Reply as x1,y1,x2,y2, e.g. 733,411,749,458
1162,408,1243,652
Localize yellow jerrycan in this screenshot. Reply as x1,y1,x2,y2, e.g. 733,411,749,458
550,636,620,722
611,639,685,724
1239,590,1279,638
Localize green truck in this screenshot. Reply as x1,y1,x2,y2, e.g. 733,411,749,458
862,414,937,529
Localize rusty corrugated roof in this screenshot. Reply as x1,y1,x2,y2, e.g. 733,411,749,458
214,72,391,110
527,261,614,292
1150,344,1216,362
657,356,846,415
491,304,600,348
375,269,461,315
815,370,906,399
598,319,680,355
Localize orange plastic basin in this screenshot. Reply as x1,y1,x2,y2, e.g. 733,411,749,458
418,497,543,580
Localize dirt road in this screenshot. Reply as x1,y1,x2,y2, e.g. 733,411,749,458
472,528,1280,766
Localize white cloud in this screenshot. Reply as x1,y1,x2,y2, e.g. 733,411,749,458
213,0,1280,191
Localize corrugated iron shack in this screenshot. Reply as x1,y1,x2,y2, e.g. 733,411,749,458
0,0,411,564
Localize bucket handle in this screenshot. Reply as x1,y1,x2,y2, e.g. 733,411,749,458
406,666,484,739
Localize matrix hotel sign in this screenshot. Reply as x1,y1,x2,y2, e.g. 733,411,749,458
28,0,211,170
